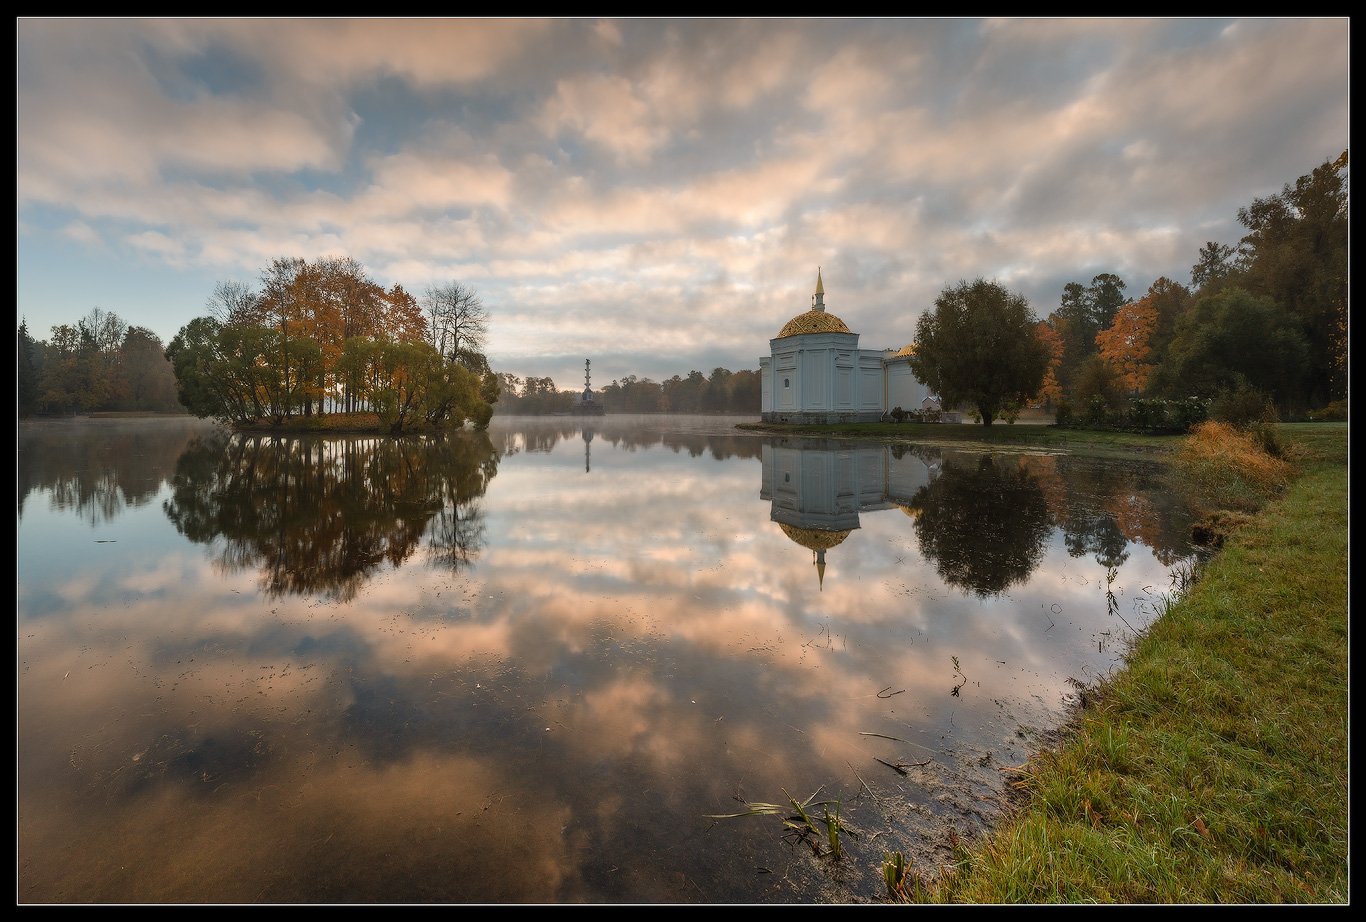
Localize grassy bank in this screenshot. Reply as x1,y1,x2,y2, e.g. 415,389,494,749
894,422,1348,903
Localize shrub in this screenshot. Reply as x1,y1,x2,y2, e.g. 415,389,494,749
1175,420,1293,514
1210,385,1282,456
1307,399,1348,422
1210,384,1278,429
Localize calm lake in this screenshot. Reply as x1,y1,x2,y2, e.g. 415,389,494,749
17,414,1202,904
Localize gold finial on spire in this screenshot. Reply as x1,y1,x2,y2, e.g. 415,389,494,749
816,267,824,296
813,267,826,311
815,548,826,591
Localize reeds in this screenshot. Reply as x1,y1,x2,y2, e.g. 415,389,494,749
707,787,853,860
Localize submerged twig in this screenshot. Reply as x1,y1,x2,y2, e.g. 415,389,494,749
876,756,932,776
860,731,909,743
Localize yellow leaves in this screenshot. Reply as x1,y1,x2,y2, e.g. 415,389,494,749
1034,320,1065,404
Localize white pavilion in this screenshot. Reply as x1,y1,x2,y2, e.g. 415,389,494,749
759,269,936,423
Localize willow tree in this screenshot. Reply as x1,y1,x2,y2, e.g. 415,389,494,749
908,279,1050,426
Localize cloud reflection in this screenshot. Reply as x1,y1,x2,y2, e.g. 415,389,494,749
18,419,1202,902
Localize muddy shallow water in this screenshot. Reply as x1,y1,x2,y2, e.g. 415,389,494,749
17,414,1201,904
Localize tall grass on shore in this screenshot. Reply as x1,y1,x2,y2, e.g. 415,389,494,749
1174,420,1294,515
907,423,1347,903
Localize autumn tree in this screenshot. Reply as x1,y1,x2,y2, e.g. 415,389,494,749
908,279,1050,427
228,257,311,417
1139,277,1195,369
1048,273,1129,396
1096,295,1158,394
213,256,431,416
378,284,429,344
1034,320,1065,409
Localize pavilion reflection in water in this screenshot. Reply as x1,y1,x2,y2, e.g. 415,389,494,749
761,439,940,588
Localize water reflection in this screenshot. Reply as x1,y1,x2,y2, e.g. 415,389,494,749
761,438,938,590
490,415,763,462
17,417,1202,904
760,440,1194,600
163,430,498,601
17,416,219,524
905,453,1053,598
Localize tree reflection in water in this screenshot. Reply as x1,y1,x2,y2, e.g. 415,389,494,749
906,454,1052,597
163,430,499,600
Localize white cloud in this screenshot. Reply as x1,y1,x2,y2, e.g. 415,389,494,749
538,73,667,164
60,221,101,246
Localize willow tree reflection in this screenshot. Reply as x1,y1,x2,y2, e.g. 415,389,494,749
163,430,498,600
906,453,1052,597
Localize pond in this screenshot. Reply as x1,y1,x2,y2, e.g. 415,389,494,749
17,414,1203,904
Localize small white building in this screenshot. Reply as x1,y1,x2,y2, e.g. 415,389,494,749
759,270,936,423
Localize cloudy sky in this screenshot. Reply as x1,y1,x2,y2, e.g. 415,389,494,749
16,17,1350,389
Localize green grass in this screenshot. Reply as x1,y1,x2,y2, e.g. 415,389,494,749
909,423,1348,903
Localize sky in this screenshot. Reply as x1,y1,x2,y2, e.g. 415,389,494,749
16,17,1350,391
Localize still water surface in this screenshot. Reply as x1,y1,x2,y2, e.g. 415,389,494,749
17,415,1200,904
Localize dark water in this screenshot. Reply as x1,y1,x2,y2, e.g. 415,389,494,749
17,415,1201,904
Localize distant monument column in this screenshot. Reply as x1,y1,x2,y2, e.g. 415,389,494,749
573,358,605,415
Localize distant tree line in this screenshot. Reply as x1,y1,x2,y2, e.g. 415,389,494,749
909,151,1348,428
494,367,762,415
18,308,182,417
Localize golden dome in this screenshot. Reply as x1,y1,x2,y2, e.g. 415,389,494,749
778,523,853,551
892,343,916,357
776,310,852,338
895,502,920,520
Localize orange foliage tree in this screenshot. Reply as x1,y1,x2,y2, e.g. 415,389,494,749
1034,320,1065,407
230,256,431,415
1095,295,1158,394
